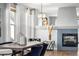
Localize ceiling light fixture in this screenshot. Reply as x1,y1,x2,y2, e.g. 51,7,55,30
38,3,46,19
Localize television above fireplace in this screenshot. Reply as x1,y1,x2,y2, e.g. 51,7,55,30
62,33,78,47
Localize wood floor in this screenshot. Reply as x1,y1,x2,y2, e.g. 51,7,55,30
44,50,79,56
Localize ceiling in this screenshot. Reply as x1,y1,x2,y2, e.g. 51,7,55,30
22,3,79,16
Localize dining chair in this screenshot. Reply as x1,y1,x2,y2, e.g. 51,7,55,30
40,43,48,56
29,38,41,42
24,45,43,56
36,38,41,42
29,38,33,41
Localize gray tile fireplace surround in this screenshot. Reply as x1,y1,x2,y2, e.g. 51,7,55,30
57,29,78,51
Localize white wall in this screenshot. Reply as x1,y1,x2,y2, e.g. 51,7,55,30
14,4,21,42
48,16,56,25
26,8,31,39
0,4,12,43
20,5,26,36
5,4,13,42
30,9,37,38
55,7,77,26
35,28,48,42
0,4,6,43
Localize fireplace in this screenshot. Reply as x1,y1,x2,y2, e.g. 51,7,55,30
62,33,78,47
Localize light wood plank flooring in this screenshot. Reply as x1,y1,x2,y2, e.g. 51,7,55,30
45,50,78,56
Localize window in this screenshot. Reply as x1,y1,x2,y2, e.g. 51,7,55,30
10,4,16,40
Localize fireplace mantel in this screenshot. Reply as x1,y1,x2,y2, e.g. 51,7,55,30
36,25,79,30
53,25,79,30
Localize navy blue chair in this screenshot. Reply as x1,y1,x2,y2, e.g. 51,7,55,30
24,45,43,56
40,43,48,56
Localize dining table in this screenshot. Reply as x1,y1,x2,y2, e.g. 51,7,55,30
0,41,44,56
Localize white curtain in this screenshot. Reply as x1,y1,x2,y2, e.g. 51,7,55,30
14,4,27,43
30,9,39,38
25,8,31,40
30,9,35,38
5,4,12,42
0,4,11,43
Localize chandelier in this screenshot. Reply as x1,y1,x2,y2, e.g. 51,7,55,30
38,3,47,19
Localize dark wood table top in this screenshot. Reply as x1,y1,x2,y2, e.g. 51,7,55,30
0,42,43,50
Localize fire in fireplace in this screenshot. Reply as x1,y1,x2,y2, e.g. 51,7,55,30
62,33,78,47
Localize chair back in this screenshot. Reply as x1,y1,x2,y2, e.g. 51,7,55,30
29,38,33,41
29,38,41,42
31,45,43,56
40,43,48,56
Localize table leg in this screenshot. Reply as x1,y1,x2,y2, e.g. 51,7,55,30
12,50,16,56
12,49,24,56
19,50,24,56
